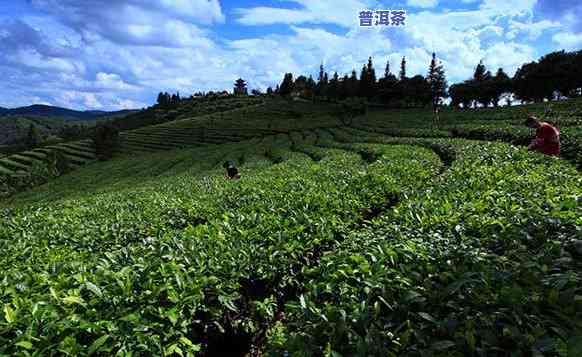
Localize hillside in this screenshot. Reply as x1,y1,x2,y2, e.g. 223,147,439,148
0,116,86,146
0,98,580,355
0,97,267,195
0,104,136,121
0,105,136,148
0,115,102,152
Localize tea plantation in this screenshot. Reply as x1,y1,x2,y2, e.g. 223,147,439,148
0,98,580,356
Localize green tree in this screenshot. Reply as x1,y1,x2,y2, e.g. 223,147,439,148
328,72,340,100
339,74,349,99
426,52,448,107
366,56,377,99
307,75,316,97
359,64,368,98
378,59,399,105
294,75,308,97
449,81,477,109
156,92,165,106
399,57,407,81
279,73,295,97
26,123,41,148
384,60,391,79
94,124,120,161
347,70,359,98
491,68,512,107
317,64,328,97
401,75,431,107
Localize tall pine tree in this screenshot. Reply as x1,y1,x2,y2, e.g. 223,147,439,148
328,72,340,99
346,70,358,98
427,52,448,107
367,56,377,99
340,74,349,99
492,68,511,107
317,63,328,97
399,57,407,81
307,75,316,99
279,73,294,97
26,123,41,148
359,64,368,98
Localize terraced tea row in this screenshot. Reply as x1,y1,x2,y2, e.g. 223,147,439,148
355,100,582,169
0,140,96,175
111,97,265,132
116,100,344,155
117,103,275,154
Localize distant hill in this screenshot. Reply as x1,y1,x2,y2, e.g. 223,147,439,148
0,105,137,121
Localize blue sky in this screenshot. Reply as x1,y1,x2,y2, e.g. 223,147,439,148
0,0,581,110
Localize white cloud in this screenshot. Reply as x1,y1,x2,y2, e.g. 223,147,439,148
552,31,582,50
58,91,103,110
480,0,537,16
157,0,225,24
29,0,220,47
6,48,80,73
95,72,137,91
407,0,439,9
111,98,149,110
235,0,375,28
506,19,562,40
31,0,224,26
55,90,149,111
483,42,536,73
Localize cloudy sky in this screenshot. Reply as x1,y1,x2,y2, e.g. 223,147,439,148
0,0,580,110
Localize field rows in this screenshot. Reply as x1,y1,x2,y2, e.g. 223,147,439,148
1,97,581,355
0,139,97,176
116,100,344,156
1,125,580,355
117,107,274,154
0,130,444,354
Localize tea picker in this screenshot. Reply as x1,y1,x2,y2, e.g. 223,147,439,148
523,113,560,157
223,161,241,180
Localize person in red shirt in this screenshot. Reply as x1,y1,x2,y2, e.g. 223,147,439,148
524,115,560,156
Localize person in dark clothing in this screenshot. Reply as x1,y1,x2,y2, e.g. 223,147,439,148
223,161,241,179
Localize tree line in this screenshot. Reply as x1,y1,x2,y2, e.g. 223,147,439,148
156,92,182,109
449,63,512,108
450,50,582,107
270,49,582,109
271,54,447,109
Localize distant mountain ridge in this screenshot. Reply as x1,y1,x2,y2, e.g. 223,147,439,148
0,104,137,121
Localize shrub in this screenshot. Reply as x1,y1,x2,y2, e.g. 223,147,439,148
94,124,120,161
0,160,57,198
46,150,71,176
